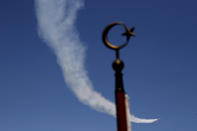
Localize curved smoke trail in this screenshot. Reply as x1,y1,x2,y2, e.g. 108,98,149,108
35,0,158,123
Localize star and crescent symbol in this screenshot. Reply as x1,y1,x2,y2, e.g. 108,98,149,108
102,22,136,51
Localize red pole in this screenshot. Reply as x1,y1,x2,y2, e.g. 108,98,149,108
113,58,128,131
116,89,128,131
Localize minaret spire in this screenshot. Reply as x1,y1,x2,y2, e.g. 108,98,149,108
102,22,135,131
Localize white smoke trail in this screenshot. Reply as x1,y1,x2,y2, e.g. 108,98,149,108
35,0,158,123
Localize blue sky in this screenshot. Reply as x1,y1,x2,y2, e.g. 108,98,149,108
0,0,197,131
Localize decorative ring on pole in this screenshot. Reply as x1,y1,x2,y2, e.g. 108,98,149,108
102,22,136,51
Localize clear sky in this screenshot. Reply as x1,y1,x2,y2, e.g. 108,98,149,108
0,0,197,131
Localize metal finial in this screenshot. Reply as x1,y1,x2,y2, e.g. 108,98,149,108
102,22,135,55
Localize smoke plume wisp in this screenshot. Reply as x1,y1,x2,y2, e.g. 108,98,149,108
35,0,158,123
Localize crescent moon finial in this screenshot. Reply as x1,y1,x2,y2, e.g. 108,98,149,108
102,22,135,51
